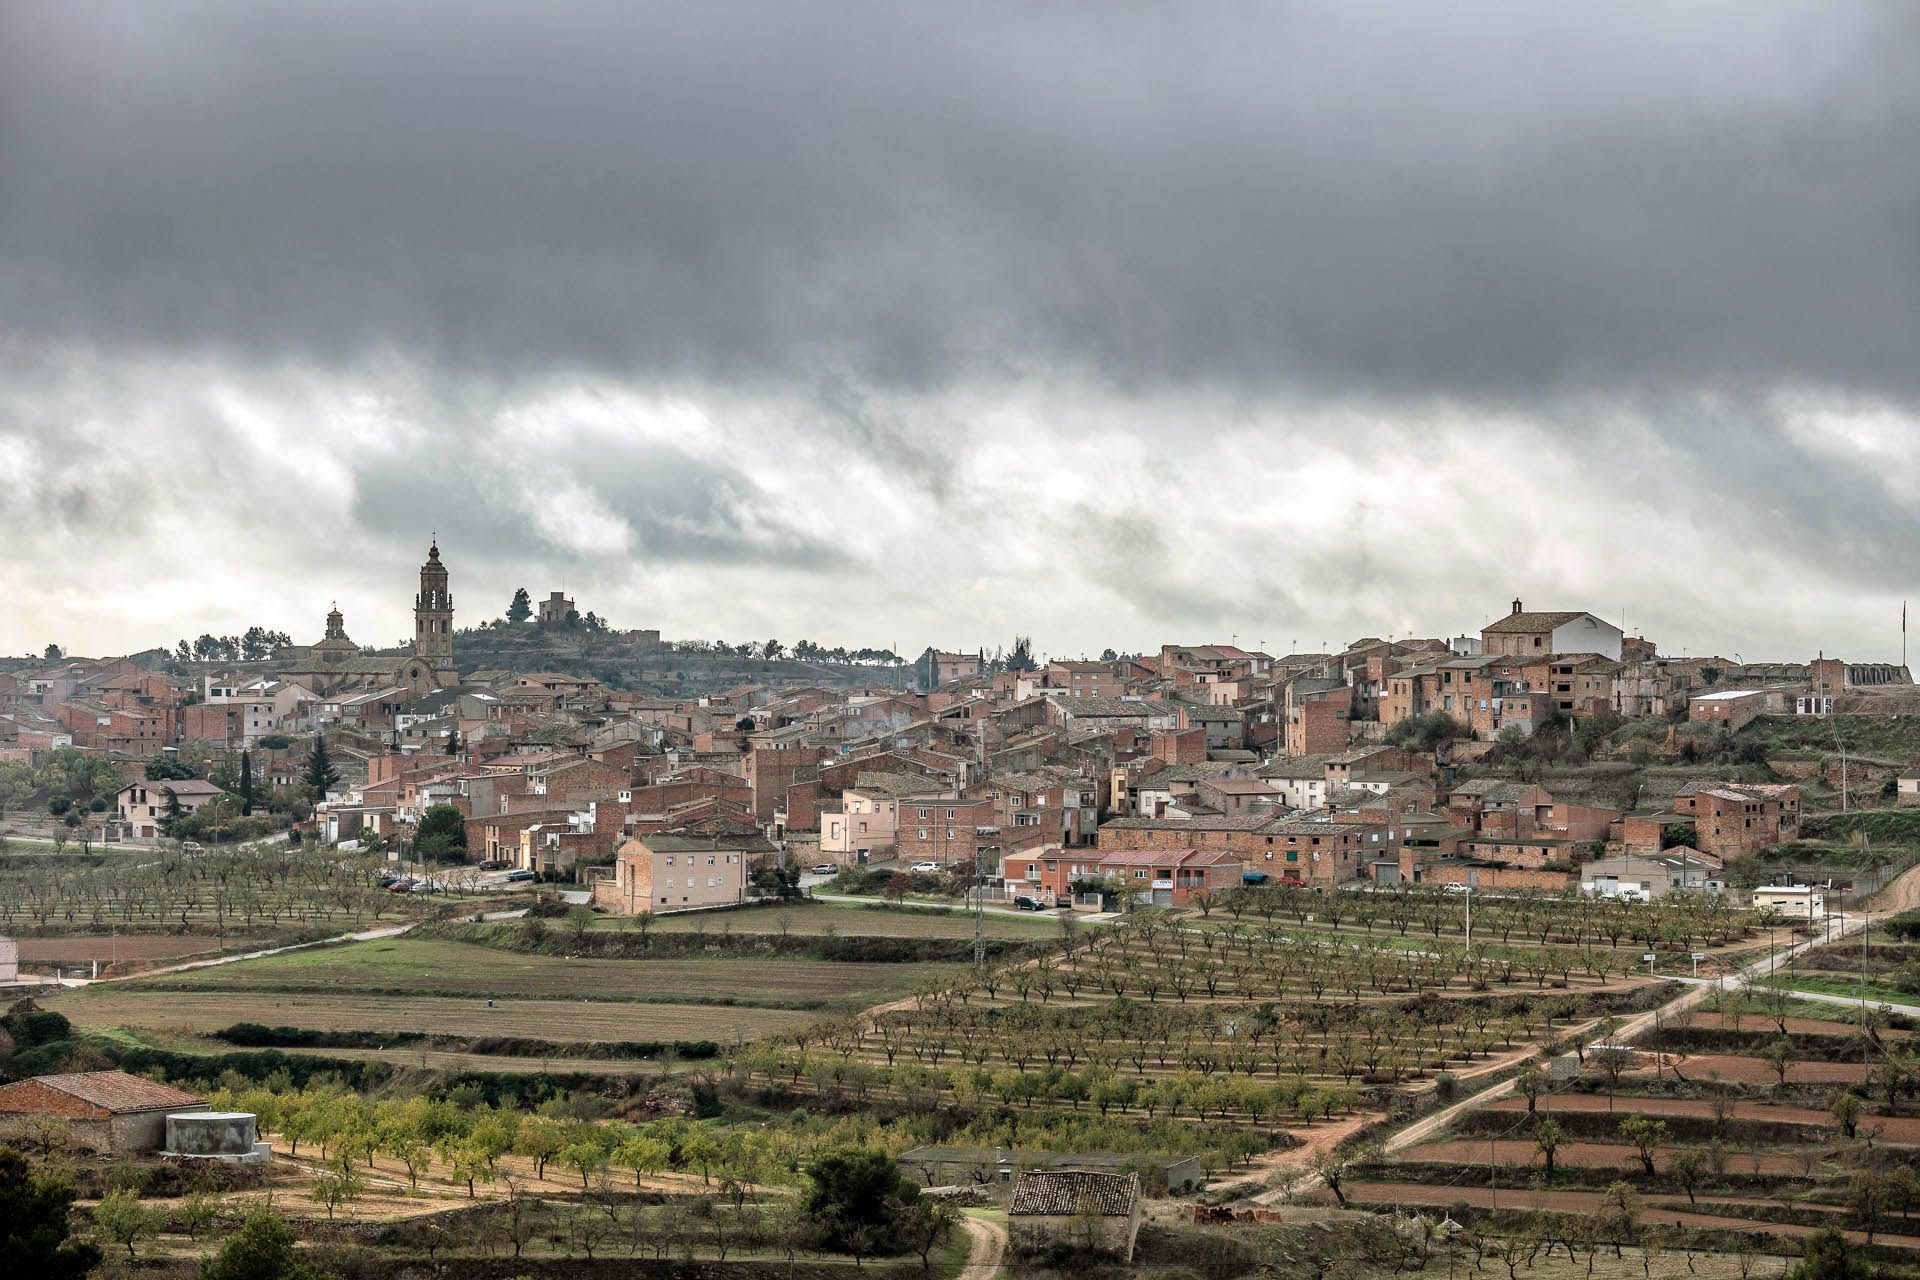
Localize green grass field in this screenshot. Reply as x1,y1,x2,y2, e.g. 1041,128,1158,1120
1773,969,1916,1007
47,987,809,1045
43,931,970,1052
608,901,1064,939
106,936,961,1009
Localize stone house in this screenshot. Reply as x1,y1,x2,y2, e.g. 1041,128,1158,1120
1480,601,1623,660
0,1071,208,1154
1688,688,1775,732
1007,1169,1142,1263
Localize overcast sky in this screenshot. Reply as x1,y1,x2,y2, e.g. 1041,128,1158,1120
5,2,1919,664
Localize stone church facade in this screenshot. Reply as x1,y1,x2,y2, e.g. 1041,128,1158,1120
275,542,462,696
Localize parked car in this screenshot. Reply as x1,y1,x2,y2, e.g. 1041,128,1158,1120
910,862,942,874
1442,883,1473,894
810,864,837,876
503,869,536,883
1012,895,1043,911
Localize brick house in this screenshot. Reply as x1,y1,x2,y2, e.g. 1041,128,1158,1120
1673,782,1800,858
594,834,753,914
0,1072,207,1154
1284,685,1352,757
1414,861,1576,892
1045,661,1124,699
894,796,997,866
1688,688,1774,732
1099,814,1371,885
1480,600,1623,660
823,773,957,860
1097,847,1245,906
1006,845,1108,904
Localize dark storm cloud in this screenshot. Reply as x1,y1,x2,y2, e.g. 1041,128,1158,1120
350,434,852,570
4,1,1918,402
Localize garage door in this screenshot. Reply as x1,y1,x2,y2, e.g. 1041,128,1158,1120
1153,889,1173,906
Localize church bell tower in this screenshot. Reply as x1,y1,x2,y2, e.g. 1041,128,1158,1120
414,539,455,671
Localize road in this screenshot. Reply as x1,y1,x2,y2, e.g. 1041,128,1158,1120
1668,973,1920,1020
41,906,530,987
957,1211,1006,1280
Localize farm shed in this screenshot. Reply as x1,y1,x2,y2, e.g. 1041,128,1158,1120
900,1145,1199,1195
1007,1169,1142,1262
0,1071,208,1154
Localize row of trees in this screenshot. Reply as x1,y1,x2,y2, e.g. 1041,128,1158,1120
1207,881,1758,952
170,627,293,664
672,638,905,664
0,839,438,933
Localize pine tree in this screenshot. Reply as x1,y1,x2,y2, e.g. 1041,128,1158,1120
305,737,341,794
158,788,185,837
507,587,532,623
238,751,254,816
445,727,461,757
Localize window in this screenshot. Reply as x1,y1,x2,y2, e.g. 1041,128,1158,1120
946,808,956,820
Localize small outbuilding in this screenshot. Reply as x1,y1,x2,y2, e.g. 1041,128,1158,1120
1007,1168,1142,1263
0,1071,209,1154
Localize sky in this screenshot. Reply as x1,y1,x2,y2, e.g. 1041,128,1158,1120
4,1,1920,664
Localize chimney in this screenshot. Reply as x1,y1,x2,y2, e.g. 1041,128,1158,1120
1511,598,1523,615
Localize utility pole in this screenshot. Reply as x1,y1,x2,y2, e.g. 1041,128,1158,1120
972,841,986,970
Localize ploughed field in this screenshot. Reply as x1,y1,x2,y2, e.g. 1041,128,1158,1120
104,936,959,1008
45,935,961,1057
617,901,1064,939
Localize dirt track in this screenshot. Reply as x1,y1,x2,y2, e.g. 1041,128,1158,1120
958,1212,1006,1280
1871,860,1920,914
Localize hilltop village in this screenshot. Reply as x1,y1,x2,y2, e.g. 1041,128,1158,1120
4,543,1912,907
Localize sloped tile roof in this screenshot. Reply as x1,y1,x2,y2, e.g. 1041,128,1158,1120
1009,1169,1139,1217
8,1071,206,1113
1483,611,1589,634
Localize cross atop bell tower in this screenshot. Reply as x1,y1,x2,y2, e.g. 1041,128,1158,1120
414,538,454,670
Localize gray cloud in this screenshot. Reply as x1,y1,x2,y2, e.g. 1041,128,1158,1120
4,1,1918,402
5,3,1920,662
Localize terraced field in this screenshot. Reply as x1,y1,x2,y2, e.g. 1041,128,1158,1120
48,987,808,1044
43,934,964,1057
625,901,1063,939
109,936,960,1008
